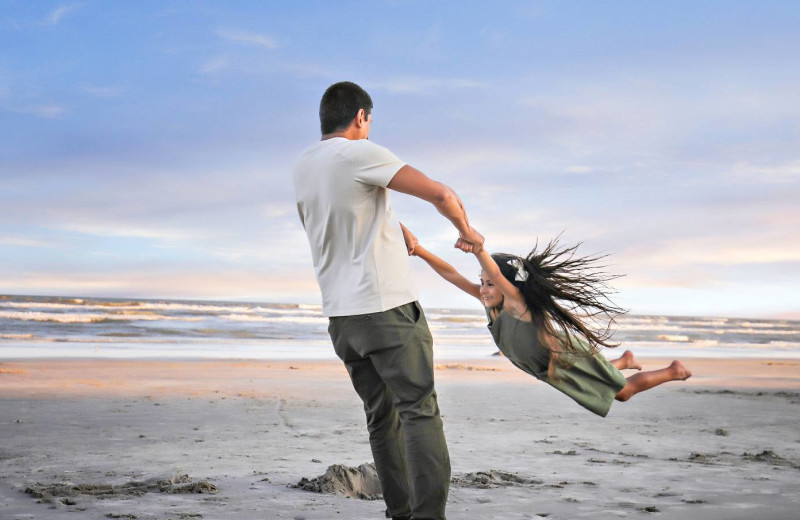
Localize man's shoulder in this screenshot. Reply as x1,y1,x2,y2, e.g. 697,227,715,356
293,139,400,178
333,138,394,159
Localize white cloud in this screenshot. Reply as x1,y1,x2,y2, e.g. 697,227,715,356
215,29,279,49
46,3,84,25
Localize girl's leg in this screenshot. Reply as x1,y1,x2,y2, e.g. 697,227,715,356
615,360,692,402
610,350,642,371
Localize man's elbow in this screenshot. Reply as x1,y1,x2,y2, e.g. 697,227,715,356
431,184,455,206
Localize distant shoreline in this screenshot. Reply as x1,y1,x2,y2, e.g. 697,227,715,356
2,293,798,321
3,294,799,360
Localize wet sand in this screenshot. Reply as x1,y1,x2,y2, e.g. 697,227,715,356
1,357,798,519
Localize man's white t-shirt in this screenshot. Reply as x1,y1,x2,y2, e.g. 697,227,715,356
293,137,417,317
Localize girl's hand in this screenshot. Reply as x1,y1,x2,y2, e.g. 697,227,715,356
454,237,483,254
399,222,418,256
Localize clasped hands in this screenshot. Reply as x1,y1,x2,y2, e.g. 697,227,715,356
454,227,484,255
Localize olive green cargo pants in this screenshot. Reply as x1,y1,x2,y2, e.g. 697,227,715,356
328,301,450,520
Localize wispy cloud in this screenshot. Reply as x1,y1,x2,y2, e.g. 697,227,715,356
215,29,279,49
732,160,800,183
46,3,84,25
55,221,203,241
2,103,67,119
0,86,67,118
564,166,593,174
80,84,124,98
0,237,56,248
198,56,228,76
0,268,321,301
370,76,487,95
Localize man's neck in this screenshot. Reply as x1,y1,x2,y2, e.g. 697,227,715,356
321,126,365,141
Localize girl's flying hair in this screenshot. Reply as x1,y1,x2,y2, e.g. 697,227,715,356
491,237,626,377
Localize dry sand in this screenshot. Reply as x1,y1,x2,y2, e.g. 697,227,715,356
1,357,798,519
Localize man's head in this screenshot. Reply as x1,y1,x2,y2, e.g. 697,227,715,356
319,82,373,137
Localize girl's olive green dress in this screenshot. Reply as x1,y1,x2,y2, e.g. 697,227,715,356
487,309,627,417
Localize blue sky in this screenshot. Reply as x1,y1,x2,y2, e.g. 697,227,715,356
1,1,798,318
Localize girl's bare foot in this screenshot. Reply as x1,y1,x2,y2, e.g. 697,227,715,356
621,350,642,371
669,360,692,381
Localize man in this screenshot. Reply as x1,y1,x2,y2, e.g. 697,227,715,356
293,81,483,520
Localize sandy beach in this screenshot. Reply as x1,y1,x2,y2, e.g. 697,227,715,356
1,357,798,519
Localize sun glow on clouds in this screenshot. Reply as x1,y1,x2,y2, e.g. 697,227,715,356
1,2,798,317
0,268,320,303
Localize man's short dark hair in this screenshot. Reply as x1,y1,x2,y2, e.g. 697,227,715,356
319,82,373,135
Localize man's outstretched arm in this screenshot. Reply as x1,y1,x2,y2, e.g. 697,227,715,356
388,165,484,248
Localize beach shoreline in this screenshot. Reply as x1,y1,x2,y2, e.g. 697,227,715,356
2,357,799,519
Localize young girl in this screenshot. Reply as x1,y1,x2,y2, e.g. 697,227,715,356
412,237,692,417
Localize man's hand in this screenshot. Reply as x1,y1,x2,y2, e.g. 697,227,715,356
399,222,418,256
455,227,484,253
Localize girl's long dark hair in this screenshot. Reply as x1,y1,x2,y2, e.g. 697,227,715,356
492,237,626,377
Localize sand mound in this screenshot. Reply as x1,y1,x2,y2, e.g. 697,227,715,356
742,450,800,468
25,471,218,503
452,470,542,488
294,463,382,500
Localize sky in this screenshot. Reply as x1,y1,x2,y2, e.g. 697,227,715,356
1,1,798,318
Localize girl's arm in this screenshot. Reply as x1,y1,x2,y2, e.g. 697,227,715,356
472,248,529,318
413,245,481,301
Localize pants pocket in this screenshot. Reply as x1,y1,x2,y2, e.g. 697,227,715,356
396,302,420,324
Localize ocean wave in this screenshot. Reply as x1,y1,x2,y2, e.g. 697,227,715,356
219,313,326,324
656,334,691,342
136,302,254,313
298,303,322,311
252,306,322,316
738,321,791,329
721,328,798,335
0,311,204,324
0,300,276,315
617,323,695,332
768,340,800,348
429,315,484,324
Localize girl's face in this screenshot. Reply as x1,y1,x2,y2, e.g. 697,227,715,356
479,271,504,308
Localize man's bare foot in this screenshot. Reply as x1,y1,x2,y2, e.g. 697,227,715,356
620,350,642,371
669,360,692,381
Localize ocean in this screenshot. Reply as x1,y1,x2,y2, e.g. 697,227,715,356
1,294,798,360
